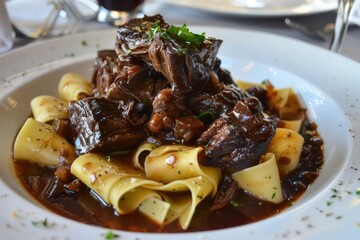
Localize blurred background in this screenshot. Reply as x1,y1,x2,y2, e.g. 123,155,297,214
2,0,360,61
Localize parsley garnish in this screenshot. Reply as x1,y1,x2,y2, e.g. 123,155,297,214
148,23,206,48
148,20,161,40
167,24,205,46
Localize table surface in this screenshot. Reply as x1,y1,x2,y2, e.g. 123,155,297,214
7,0,360,63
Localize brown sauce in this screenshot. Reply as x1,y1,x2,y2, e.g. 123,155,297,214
13,120,323,232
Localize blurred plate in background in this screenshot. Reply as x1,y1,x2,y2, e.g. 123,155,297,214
155,0,338,17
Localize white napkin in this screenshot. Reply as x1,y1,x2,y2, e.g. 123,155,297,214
0,0,14,53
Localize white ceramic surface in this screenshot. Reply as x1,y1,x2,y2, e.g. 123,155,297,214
155,0,338,17
0,27,360,240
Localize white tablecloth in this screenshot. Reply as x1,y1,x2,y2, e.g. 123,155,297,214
4,0,360,62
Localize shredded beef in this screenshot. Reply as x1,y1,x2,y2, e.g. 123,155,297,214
197,98,278,174
69,98,146,154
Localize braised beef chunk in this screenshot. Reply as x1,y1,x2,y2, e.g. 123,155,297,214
174,116,204,144
148,35,193,95
212,58,234,85
107,66,170,102
93,50,149,99
105,64,142,100
197,98,277,173
92,50,121,97
246,86,268,110
148,35,222,96
115,14,222,96
92,48,170,103
148,88,187,134
115,14,169,60
118,100,149,126
69,98,146,154
189,84,250,119
211,175,238,211
52,119,72,142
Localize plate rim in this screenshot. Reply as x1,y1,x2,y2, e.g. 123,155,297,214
154,0,338,17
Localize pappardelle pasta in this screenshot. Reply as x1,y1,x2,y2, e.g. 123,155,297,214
12,15,323,233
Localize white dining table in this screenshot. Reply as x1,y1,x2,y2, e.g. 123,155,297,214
6,0,359,63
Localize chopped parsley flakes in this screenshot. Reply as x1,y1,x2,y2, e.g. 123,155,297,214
31,218,48,227
104,231,120,240
167,24,205,46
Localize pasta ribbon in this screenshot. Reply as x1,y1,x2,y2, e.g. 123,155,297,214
71,145,221,230
138,196,171,225
266,128,304,175
70,153,147,205
232,153,284,204
31,95,69,123
144,144,221,196
160,194,191,225
132,142,157,171
58,73,92,102
147,176,215,229
279,119,303,133
269,87,290,111
268,87,304,120
14,118,76,166
235,80,265,90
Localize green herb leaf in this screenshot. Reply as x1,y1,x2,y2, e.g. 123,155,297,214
104,231,119,240
148,22,206,48
81,40,88,46
230,200,240,207
167,24,205,45
272,192,276,199
197,111,215,120
31,218,48,227
197,111,216,125
148,20,161,40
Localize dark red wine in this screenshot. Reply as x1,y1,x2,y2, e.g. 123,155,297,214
98,0,144,11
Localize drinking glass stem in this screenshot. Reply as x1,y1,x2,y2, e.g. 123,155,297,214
330,0,355,52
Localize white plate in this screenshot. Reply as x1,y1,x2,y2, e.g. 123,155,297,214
1,27,360,240
156,0,338,17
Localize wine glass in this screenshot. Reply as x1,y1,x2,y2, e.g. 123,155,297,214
330,0,359,52
96,0,145,26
